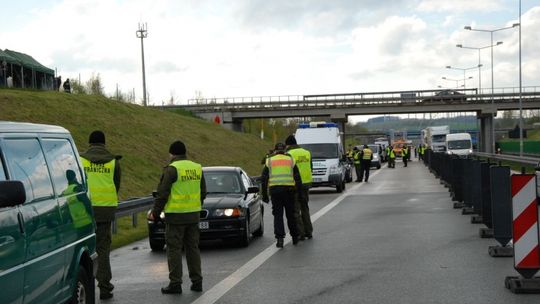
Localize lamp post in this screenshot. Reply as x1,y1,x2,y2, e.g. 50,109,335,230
445,65,479,89
464,23,519,154
456,42,503,95
519,0,523,157
136,23,148,107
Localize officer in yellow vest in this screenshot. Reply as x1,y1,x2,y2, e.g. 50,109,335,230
285,135,313,240
80,130,121,300
388,146,396,168
359,144,373,182
353,146,362,182
261,142,302,248
149,140,206,294
402,146,409,167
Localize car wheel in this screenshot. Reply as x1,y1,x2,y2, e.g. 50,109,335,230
70,265,91,304
149,239,165,251
377,164,381,169
252,212,264,237
239,218,250,247
336,181,343,193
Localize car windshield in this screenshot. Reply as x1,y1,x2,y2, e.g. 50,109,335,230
432,135,446,143
300,144,339,159
204,171,242,194
368,145,379,153
448,140,471,149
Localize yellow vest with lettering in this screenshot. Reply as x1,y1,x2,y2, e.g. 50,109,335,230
267,154,295,187
81,158,118,207
362,148,372,160
287,148,312,184
164,160,203,214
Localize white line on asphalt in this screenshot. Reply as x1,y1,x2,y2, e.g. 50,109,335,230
191,169,383,304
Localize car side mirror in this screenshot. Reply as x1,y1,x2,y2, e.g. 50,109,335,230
0,181,26,208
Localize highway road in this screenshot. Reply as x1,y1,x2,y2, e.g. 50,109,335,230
99,159,540,303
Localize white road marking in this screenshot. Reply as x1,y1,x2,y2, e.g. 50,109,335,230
191,169,383,304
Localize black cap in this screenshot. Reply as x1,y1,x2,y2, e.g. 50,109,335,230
89,130,105,144
285,135,297,145
274,142,286,152
169,140,186,155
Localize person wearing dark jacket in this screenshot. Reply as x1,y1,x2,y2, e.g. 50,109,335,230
359,144,373,182
261,142,302,248
149,140,206,294
80,130,121,300
285,135,314,240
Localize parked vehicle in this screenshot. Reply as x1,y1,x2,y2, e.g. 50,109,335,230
367,144,383,169
446,133,473,156
0,121,96,304
148,166,263,250
422,90,467,103
374,137,389,162
295,122,347,193
423,125,450,153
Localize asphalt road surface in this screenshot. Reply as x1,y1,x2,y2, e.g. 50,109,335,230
101,159,540,304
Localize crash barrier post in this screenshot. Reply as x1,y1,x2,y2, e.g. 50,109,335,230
489,165,514,257
505,174,540,293
478,161,494,238
452,157,465,207
461,159,475,215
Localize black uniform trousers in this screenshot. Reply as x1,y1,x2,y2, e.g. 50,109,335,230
354,163,362,181
270,187,298,239
360,160,371,182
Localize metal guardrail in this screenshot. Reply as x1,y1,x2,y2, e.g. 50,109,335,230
473,152,540,167
112,196,153,233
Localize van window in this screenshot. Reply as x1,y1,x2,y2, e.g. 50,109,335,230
299,144,339,159
3,138,54,202
42,139,83,196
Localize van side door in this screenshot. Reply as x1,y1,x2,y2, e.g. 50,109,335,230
0,150,25,304
2,138,65,304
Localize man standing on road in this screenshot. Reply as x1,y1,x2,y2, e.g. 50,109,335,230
286,135,314,240
261,142,302,248
402,146,409,167
148,140,206,294
388,146,396,168
359,144,373,182
353,146,362,182
80,131,121,301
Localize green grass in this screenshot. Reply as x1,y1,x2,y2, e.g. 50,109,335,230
112,212,149,249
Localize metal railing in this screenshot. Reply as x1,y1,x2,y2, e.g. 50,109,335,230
473,152,540,167
112,196,153,233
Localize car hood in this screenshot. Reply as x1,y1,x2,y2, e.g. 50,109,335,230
203,194,244,209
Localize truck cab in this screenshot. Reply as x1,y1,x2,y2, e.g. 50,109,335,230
295,122,347,193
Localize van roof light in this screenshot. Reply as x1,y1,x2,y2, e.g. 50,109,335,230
298,122,338,128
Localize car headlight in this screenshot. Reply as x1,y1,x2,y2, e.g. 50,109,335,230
213,208,242,217
328,166,340,175
468,149,473,153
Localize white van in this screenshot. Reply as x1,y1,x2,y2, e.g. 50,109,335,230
295,122,347,193
445,133,473,156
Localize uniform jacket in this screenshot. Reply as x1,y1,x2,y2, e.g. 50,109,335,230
260,152,303,201
152,155,207,224
80,144,121,222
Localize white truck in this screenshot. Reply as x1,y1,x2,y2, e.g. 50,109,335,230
424,125,450,152
445,133,473,156
295,122,347,193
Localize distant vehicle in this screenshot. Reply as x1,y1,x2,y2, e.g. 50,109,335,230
423,90,466,103
295,122,347,193
423,125,450,152
147,167,264,250
0,121,96,304
367,144,383,169
446,133,473,156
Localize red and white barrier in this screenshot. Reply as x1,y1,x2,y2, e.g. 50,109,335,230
511,174,540,274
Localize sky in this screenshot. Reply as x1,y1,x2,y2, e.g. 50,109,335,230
1,0,539,120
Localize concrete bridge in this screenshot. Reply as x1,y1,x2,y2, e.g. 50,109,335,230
162,87,540,153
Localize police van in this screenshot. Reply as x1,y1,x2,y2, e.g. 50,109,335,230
0,121,97,304
295,122,347,193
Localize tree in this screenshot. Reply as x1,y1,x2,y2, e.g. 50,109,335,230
70,78,87,94
85,73,105,96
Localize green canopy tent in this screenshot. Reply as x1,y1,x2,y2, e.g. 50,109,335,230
0,49,20,87
3,49,55,90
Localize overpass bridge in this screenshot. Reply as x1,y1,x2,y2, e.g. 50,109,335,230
163,87,540,153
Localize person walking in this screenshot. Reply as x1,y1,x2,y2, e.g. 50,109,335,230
353,146,362,182
148,140,206,294
388,146,396,168
80,131,121,300
359,144,373,182
261,142,302,248
63,78,71,93
402,146,409,167
286,135,314,240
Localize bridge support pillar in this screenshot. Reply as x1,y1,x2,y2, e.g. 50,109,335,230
478,110,494,153
330,114,347,150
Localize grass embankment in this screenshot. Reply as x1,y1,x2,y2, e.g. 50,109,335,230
1,89,272,248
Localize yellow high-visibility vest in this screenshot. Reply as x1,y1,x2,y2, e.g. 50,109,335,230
389,149,396,158
164,160,203,214
402,147,408,156
267,154,295,187
362,148,372,160
81,158,117,207
287,148,312,184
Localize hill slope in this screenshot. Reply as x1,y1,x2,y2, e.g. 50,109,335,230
0,90,272,199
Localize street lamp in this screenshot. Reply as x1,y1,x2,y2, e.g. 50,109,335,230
446,65,480,89
456,42,503,94
136,23,148,107
464,23,519,154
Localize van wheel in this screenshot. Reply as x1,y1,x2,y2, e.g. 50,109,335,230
71,266,91,304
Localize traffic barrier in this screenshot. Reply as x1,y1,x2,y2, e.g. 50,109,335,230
489,165,513,257
461,159,475,215
505,174,540,293
451,157,465,206
478,161,494,238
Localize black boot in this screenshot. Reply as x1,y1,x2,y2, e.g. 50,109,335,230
190,281,203,292
161,284,182,294
276,238,284,248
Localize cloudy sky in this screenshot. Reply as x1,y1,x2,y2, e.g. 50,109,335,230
2,0,539,110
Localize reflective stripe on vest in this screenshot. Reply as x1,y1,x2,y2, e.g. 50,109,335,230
81,158,117,207
362,149,372,160
267,154,295,187
164,160,203,214
287,148,312,184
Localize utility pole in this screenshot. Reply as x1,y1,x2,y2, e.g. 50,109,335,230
136,23,148,107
